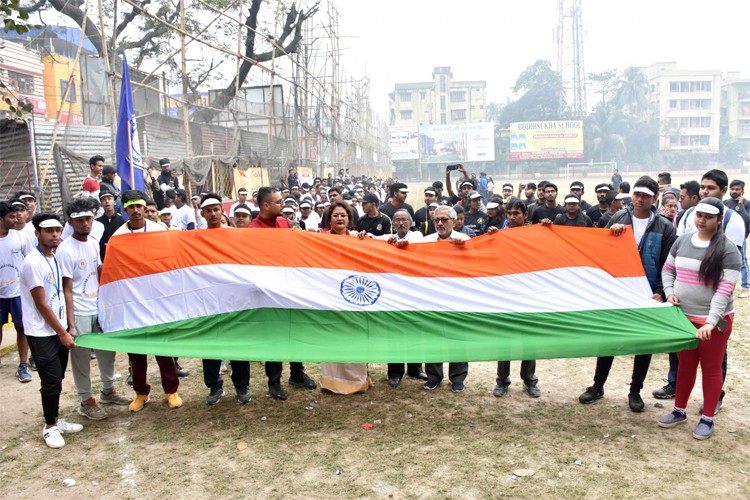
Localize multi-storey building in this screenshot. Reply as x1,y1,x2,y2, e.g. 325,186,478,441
388,66,486,127
646,62,722,152
722,72,750,156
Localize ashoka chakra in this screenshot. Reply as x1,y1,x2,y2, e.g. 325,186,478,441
340,275,381,306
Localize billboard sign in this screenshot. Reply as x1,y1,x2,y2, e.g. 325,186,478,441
509,120,584,160
418,123,495,163
389,126,419,160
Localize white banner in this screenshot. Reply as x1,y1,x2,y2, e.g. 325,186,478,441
418,123,495,163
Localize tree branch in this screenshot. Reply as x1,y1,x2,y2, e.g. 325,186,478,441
47,0,105,57
115,0,150,39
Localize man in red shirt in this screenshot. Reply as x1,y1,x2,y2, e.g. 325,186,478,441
82,155,104,198
248,187,316,399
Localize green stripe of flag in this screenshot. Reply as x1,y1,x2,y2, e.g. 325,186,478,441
76,307,698,363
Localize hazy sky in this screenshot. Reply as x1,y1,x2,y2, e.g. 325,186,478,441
335,0,750,116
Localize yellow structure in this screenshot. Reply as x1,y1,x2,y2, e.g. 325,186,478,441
42,54,83,124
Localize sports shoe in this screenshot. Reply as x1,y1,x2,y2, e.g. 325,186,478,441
166,392,182,409
492,384,508,397
693,417,714,440
129,393,150,412
206,387,224,405
525,384,541,398
57,419,83,433
388,376,401,388
78,398,107,420
175,362,189,378
289,372,317,389
42,425,65,449
219,361,228,374
16,363,32,383
89,350,97,360
698,399,723,415
408,370,429,381
236,387,252,404
268,383,287,401
652,383,676,399
28,356,36,371
737,289,750,299
658,409,688,428
423,380,440,390
451,382,465,393
628,393,645,412
99,388,132,405
579,386,604,404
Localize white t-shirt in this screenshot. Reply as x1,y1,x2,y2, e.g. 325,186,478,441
62,220,104,243
16,224,37,247
677,205,746,247
632,216,650,248
300,212,321,231
57,236,101,316
421,230,470,243
112,219,167,237
20,250,67,337
195,209,208,229
375,231,424,243
172,204,196,230
0,230,33,298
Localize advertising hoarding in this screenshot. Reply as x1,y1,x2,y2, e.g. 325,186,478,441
389,126,419,160
418,123,495,163
509,120,584,160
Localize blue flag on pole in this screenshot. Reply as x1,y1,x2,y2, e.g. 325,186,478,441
115,51,145,193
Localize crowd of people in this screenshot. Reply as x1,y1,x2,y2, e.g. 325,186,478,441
0,155,746,447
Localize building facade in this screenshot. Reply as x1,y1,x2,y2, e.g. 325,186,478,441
721,72,750,156
646,62,722,153
388,66,486,127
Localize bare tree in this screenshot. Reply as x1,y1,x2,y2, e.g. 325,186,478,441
191,0,319,124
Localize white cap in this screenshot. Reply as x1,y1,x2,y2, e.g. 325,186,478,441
428,202,439,208
615,193,628,200
564,196,580,204
486,202,500,209
694,202,720,215
282,206,295,214
69,210,95,218
632,186,655,196
38,219,63,229
200,198,222,208
159,207,172,215
469,192,482,200
234,207,252,216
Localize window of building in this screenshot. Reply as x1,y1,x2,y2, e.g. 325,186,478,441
451,109,466,120
450,91,466,102
669,82,679,93
60,80,77,103
689,135,710,146
420,92,426,100
399,92,411,102
440,96,446,110
440,113,446,124
7,70,34,94
669,100,678,109
400,110,412,120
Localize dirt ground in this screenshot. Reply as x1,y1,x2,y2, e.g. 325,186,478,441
1,173,750,498
1,301,749,498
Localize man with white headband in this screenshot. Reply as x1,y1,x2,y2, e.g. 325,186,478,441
298,201,319,231
229,188,249,225
552,193,593,227
192,194,208,229
200,193,252,406
414,187,438,229
232,204,253,229
20,213,83,448
112,190,183,412
579,176,676,413
59,198,132,421
0,201,34,382
379,183,415,227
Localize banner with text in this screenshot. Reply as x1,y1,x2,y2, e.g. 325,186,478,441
389,126,419,160
509,120,584,160
418,123,495,163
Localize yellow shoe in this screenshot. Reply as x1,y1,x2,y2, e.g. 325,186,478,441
128,393,150,412
738,289,750,299
166,392,182,409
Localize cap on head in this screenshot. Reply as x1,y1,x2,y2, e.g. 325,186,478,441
695,197,724,215
159,158,171,168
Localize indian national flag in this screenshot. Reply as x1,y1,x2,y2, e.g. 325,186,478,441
76,226,698,361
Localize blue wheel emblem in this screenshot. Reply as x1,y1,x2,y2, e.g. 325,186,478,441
340,275,381,306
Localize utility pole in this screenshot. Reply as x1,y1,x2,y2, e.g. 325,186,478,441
556,0,587,116
179,0,192,194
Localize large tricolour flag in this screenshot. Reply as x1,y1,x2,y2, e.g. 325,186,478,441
76,226,698,361
115,51,145,193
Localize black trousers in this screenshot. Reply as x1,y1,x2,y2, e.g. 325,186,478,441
203,359,250,391
425,362,468,384
26,335,69,425
593,354,652,394
496,360,538,388
265,361,305,387
387,363,424,379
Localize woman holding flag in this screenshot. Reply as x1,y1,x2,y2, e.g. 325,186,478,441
658,197,741,439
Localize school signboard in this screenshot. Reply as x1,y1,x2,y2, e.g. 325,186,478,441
509,120,584,160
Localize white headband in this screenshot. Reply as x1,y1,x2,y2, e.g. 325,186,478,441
69,210,95,219
695,202,720,215
38,219,63,229
234,207,252,216
200,198,222,208
159,208,172,215
632,186,655,196
564,196,580,204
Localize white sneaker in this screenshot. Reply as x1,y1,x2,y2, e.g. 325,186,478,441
42,425,65,449
57,419,83,434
